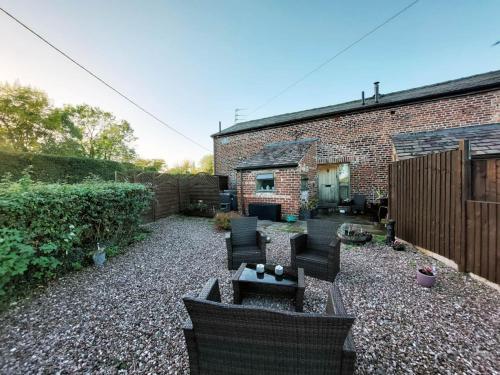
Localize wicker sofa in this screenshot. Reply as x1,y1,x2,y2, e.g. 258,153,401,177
290,219,340,282
182,278,356,375
226,216,266,270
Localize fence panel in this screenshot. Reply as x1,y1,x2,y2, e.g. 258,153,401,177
466,201,499,284
389,150,463,265
116,172,223,221
471,159,500,202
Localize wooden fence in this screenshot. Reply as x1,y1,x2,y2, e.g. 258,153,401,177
389,140,500,285
471,159,500,201
466,201,499,284
116,172,222,222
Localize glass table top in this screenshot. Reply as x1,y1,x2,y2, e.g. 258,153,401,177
239,264,297,286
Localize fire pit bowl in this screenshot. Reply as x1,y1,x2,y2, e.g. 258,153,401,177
337,223,372,245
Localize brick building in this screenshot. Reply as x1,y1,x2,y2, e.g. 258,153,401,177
212,70,500,218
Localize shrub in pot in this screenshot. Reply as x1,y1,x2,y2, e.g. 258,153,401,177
416,265,437,287
299,197,318,220
392,240,405,251
214,211,240,231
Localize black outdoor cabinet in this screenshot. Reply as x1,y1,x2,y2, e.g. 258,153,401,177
248,203,281,221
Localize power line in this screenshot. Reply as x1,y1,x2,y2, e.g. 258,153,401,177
0,7,211,152
248,0,420,116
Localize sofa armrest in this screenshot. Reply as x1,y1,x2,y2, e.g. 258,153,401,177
256,230,267,253
327,285,356,369
225,233,233,268
327,238,341,267
182,318,200,375
225,232,232,247
290,233,307,255
198,278,221,302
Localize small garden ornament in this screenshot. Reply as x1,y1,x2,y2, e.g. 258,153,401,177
93,242,106,267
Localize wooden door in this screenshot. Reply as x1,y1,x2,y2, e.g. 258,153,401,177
318,164,340,205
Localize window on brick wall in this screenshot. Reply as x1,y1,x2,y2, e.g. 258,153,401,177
301,175,309,191
256,173,275,192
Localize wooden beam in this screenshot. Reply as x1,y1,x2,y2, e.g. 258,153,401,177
458,139,471,272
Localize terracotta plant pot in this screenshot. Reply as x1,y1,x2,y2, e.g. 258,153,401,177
416,269,436,287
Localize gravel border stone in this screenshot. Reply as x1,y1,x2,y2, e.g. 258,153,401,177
0,216,499,374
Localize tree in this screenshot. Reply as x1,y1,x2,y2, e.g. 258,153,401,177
0,82,138,163
198,154,214,174
0,82,60,152
64,104,137,162
134,158,166,172
168,160,196,174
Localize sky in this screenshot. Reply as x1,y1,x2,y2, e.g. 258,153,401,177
1,0,499,166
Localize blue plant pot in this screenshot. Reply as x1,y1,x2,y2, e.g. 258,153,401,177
93,251,106,267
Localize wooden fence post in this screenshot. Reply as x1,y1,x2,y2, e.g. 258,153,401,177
458,139,471,272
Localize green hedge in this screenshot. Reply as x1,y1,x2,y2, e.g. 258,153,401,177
0,150,138,183
0,180,152,297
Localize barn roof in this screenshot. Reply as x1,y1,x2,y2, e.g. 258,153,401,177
215,70,500,137
392,123,500,159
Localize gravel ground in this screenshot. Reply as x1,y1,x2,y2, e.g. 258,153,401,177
0,216,499,374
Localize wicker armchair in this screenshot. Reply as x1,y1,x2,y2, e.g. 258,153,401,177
183,278,356,375
226,216,266,270
291,219,340,282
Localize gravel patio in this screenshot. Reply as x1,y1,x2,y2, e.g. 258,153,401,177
0,215,499,374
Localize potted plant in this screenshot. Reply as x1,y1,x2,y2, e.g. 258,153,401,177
392,239,405,251
416,265,437,287
299,197,318,220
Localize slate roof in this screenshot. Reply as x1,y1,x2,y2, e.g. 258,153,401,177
235,138,317,170
392,123,500,159
215,70,500,137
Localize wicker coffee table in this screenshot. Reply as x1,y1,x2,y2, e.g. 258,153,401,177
232,263,305,312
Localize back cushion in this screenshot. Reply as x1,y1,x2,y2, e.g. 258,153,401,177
231,217,257,246
184,297,353,375
307,219,338,251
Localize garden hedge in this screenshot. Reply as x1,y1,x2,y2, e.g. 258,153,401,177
0,150,138,183
0,180,153,297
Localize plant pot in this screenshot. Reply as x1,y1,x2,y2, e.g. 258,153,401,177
416,269,436,287
93,251,106,267
299,209,310,220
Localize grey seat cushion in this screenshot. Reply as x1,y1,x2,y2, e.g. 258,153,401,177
296,250,328,265
233,245,260,254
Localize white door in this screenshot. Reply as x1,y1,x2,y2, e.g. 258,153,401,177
318,165,340,205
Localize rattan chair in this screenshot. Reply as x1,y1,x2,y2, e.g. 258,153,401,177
183,278,356,375
290,219,340,282
226,216,266,270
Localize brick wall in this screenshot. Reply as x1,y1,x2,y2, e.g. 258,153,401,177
215,90,500,201
238,168,302,217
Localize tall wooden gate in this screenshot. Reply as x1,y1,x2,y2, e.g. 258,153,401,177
389,140,500,285
389,147,465,267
